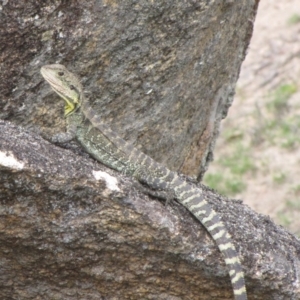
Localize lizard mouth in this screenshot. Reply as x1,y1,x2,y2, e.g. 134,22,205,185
40,66,80,116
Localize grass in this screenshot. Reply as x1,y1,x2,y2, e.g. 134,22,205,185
286,199,300,210
273,183,300,235
277,211,292,228
292,184,300,195
272,171,286,184
287,14,300,25
219,143,256,175
204,141,254,196
205,81,299,233
222,128,244,142
204,173,246,196
277,195,300,236
252,83,299,149
266,84,297,113
264,115,300,149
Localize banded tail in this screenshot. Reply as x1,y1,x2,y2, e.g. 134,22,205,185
40,64,247,299
82,114,248,299
135,165,247,300
172,175,247,300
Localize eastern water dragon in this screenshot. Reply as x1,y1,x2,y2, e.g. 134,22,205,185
40,64,247,300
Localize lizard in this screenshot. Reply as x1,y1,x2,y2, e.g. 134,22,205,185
40,64,247,300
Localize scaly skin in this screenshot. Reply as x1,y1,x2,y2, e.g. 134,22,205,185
40,64,247,300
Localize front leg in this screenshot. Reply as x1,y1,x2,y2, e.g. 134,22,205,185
52,123,77,143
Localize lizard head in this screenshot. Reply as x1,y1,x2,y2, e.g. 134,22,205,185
41,64,83,116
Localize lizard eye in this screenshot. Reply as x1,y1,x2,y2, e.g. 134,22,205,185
58,72,64,76
70,85,75,90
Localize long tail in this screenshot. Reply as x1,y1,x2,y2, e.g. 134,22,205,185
81,101,247,299
171,175,247,300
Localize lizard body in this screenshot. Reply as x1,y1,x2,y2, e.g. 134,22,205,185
40,64,247,300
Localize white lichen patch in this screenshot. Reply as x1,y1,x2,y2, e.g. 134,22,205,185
0,151,24,170
92,170,120,191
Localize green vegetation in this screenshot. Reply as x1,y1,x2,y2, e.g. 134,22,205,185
266,84,297,113
286,198,300,210
276,211,292,228
205,81,300,233
291,184,300,195
251,83,299,149
204,142,254,196
277,195,300,236
272,171,286,184
259,117,300,149
204,173,246,196
287,14,300,25
219,143,255,175
276,186,300,236
222,128,244,142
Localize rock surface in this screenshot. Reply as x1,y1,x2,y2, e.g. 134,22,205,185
1,120,300,299
0,0,258,179
2,1,298,299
